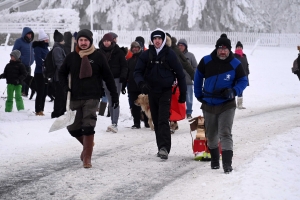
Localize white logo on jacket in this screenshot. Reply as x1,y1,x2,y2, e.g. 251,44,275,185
224,74,231,81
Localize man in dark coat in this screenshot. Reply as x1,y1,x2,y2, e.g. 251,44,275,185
98,33,128,133
134,28,187,160
13,27,34,97
59,29,118,168
51,30,67,118
194,34,248,173
123,41,149,129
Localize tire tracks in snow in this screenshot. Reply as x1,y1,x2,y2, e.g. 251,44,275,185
0,104,299,199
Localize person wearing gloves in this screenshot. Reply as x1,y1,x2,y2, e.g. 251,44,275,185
134,28,187,160
194,34,248,173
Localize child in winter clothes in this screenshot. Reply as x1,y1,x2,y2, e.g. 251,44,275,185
0,50,27,112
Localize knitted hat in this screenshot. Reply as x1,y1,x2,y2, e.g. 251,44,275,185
151,29,165,43
76,29,93,44
38,29,49,41
177,38,188,49
236,41,243,49
102,33,114,42
108,32,118,39
135,36,145,46
54,30,64,42
73,32,78,39
130,41,141,52
215,33,231,50
10,50,21,60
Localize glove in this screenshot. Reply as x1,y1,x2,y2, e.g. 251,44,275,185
221,88,236,99
121,88,126,94
138,81,151,95
119,77,126,84
197,97,203,103
112,101,119,109
64,86,71,93
178,93,186,103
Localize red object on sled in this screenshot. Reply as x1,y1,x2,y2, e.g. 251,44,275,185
169,85,186,121
193,139,222,155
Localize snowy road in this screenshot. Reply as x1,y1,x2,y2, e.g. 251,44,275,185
0,104,299,200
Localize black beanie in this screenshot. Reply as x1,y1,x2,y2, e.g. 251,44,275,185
135,36,145,46
215,33,231,50
151,29,165,43
76,29,93,44
54,30,64,42
236,41,243,49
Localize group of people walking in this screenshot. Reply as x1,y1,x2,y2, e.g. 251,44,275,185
0,27,250,173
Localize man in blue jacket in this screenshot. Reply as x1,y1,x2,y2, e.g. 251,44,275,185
194,34,248,173
134,28,187,160
13,27,34,97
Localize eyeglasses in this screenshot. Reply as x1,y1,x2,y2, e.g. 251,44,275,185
217,45,228,50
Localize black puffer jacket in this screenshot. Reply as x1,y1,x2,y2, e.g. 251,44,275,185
0,60,27,85
58,49,118,102
98,43,128,81
126,51,142,93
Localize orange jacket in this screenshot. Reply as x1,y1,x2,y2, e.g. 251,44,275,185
125,47,148,60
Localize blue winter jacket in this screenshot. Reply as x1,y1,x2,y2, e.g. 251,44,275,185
194,50,248,106
12,27,34,67
32,41,49,74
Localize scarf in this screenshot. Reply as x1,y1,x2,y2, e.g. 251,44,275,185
235,49,244,57
100,42,115,62
75,44,96,79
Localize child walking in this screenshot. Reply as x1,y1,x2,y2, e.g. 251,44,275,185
0,50,27,112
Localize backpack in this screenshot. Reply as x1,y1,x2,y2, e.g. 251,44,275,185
292,58,299,74
42,48,55,78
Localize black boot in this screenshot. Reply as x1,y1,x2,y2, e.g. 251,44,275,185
222,150,233,173
209,148,220,169
98,102,107,116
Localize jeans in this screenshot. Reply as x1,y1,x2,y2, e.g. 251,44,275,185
186,85,193,115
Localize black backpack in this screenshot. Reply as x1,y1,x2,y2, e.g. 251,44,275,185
42,48,55,78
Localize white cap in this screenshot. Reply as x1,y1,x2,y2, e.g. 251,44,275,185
38,29,49,41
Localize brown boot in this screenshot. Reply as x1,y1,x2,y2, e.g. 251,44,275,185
83,135,94,168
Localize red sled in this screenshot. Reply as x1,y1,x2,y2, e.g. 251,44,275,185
169,85,186,121
189,116,221,161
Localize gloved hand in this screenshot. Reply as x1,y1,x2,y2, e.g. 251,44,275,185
221,88,236,99
119,77,126,84
196,97,203,103
138,81,151,95
121,88,126,94
178,93,186,103
64,86,71,93
112,101,119,109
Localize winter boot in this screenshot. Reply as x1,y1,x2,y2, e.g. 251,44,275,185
209,148,220,169
237,97,246,109
222,150,233,173
98,102,107,116
83,135,94,168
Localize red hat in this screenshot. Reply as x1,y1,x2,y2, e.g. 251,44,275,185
102,33,114,42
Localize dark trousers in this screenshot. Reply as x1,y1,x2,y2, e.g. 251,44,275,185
22,66,31,95
129,92,149,127
51,81,66,118
34,73,47,112
148,90,172,153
